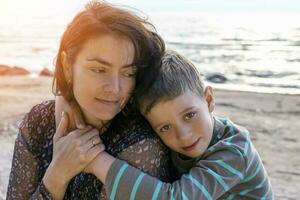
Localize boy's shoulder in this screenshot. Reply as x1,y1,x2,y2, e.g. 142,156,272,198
211,116,251,147
203,116,256,167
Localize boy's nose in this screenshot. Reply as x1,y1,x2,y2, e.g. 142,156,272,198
176,126,193,141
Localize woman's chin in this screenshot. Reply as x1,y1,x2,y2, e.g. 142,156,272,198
82,107,120,128
93,111,118,121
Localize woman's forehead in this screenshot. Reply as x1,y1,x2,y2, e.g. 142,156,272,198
79,34,135,65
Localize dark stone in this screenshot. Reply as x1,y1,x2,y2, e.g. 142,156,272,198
206,73,227,83
39,67,53,76
0,64,30,76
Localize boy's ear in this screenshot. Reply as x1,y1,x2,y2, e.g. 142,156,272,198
61,51,72,83
205,86,215,113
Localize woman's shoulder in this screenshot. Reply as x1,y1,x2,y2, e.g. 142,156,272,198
103,112,159,155
112,112,155,137
18,100,56,155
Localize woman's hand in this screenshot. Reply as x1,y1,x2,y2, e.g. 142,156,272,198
55,96,86,131
53,112,105,180
43,112,105,199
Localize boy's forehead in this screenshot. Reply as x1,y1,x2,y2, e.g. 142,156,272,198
144,91,190,113
146,91,206,118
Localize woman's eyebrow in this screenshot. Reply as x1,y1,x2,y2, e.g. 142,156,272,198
86,57,111,66
86,57,135,68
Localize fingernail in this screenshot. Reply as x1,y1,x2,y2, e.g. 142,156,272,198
78,123,85,129
84,125,91,130
62,111,65,117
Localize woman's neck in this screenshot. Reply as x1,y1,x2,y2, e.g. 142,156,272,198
83,112,111,134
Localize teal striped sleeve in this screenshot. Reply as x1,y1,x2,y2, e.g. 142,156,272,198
105,159,162,200
105,146,247,199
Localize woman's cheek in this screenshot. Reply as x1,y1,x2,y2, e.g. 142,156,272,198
123,77,135,96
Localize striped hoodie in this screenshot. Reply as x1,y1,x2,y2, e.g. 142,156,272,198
104,117,273,199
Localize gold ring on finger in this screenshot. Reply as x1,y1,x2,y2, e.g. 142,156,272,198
92,138,96,147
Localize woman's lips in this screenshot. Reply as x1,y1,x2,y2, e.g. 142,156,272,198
95,98,119,105
182,138,200,152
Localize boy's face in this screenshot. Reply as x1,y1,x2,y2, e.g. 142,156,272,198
145,87,215,158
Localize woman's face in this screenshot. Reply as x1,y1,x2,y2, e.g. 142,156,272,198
69,33,136,125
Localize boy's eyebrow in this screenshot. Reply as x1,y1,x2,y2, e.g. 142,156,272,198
152,107,197,130
86,57,134,68
178,106,196,115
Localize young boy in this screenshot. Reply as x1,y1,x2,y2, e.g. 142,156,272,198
89,50,274,199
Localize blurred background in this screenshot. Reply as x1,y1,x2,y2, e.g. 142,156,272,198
0,0,300,199
1,0,300,93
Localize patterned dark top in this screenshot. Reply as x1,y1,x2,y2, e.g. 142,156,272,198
6,100,173,199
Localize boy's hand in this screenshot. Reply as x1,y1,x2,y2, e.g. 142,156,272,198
55,96,86,131
83,150,116,184
84,140,106,174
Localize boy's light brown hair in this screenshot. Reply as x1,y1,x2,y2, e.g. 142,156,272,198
135,50,205,115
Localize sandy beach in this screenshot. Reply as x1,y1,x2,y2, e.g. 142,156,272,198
0,76,299,199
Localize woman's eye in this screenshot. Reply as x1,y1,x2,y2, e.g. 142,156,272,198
124,71,136,77
90,67,105,73
184,112,196,120
160,125,171,133
123,67,137,78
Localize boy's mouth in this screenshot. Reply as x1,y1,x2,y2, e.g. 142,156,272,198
182,138,200,152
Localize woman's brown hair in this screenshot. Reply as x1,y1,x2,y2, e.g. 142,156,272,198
52,0,165,102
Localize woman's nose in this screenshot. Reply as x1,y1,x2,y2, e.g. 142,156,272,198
103,74,120,94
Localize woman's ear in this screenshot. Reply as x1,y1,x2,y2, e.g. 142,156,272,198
61,51,72,84
204,86,215,113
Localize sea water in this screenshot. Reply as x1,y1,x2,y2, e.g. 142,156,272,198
0,10,299,94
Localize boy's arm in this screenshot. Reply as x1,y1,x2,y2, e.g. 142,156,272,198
89,136,172,189
89,151,116,183
91,132,249,200
102,144,247,200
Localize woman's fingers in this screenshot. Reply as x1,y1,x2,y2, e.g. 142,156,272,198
80,128,99,143
53,123,104,174
81,135,103,152
67,126,93,142
70,101,86,129
53,112,69,143
55,96,77,132
55,96,66,128
65,126,98,151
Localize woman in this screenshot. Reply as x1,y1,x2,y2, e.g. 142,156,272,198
6,1,173,199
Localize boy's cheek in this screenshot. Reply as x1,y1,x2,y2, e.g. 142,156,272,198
159,135,176,149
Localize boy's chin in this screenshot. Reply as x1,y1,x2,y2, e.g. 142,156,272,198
180,151,203,159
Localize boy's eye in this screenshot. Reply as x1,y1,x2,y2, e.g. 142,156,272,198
159,125,171,133
184,112,196,120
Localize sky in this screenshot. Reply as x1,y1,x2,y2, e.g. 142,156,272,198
0,0,299,19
